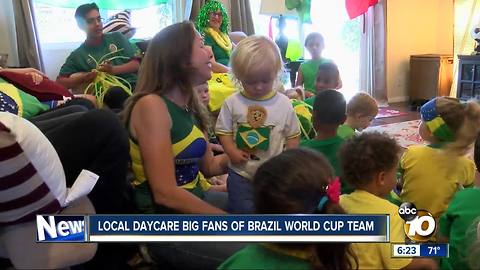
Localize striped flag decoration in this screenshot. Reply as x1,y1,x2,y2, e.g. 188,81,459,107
103,10,136,39
0,112,67,225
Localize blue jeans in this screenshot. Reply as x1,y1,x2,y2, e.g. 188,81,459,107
227,169,254,214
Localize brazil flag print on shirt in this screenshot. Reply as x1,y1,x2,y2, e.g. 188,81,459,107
236,125,270,151
129,97,207,189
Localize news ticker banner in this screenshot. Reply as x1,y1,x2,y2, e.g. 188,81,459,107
392,244,449,258
36,214,389,243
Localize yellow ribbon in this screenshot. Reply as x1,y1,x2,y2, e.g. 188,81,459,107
206,27,232,53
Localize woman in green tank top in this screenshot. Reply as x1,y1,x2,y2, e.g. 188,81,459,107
124,22,229,215
124,22,244,270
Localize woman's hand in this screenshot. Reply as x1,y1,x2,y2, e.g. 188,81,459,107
26,71,44,85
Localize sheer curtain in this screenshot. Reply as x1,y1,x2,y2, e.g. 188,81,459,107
12,0,44,71
359,0,386,103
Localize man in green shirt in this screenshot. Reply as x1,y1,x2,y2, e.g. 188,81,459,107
300,90,353,194
56,3,140,109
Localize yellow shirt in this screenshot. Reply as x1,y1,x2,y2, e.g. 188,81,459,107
400,145,476,218
340,190,412,269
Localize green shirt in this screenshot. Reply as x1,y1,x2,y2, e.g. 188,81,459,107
219,244,311,269
337,124,356,140
300,136,353,194
204,32,230,66
304,96,315,107
300,58,330,94
59,32,138,85
439,188,480,270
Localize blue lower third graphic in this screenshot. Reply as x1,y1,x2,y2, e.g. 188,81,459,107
36,215,86,242
87,215,389,242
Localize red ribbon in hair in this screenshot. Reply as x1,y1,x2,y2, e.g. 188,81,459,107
326,177,341,204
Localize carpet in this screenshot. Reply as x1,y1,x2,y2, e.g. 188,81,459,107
376,107,409,119
365,119,426,148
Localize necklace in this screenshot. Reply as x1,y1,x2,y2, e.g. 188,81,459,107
206,27,232,53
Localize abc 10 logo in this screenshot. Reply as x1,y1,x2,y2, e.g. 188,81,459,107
398,202,436,242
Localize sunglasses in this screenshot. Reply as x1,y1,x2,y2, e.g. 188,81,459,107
210,11,223,18
85,16,105,25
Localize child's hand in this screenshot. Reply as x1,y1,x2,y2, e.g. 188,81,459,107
229,148,249,164
211,143,224,153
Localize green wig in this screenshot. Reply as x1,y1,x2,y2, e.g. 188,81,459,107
195,0,229,35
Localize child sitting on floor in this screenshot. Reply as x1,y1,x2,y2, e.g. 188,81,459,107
438,135,480,270
339,132,437,269
216,35,300,214
337,92,378,140
304,62,341,107
400,97,480,219
295,32,341,98
220,148,357,270
301,90,352,194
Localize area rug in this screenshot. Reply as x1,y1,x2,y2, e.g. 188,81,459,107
376,107,409,119
365,119,426,148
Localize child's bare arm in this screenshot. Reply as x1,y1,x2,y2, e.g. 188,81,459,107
285,136,300,149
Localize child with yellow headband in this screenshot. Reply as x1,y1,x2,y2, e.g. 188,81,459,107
400,97,480,219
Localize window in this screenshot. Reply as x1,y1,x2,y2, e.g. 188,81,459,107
32,1,174,45
249,0,361,99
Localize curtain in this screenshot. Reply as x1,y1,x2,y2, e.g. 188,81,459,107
230,0,254,35
12,0,44,71
188,0,207,21
451,0,480,97
359,0,386,103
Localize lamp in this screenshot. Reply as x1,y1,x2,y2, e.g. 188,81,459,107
259,0,297,62
260,0,296,16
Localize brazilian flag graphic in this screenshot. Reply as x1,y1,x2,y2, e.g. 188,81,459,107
236,125,270,151
0,78,48,119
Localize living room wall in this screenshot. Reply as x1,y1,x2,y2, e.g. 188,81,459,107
386,0,454,102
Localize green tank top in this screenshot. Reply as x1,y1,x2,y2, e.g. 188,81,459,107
128,96,207,213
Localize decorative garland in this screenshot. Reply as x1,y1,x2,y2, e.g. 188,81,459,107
84,49,132,107
206,27,232,53
195,0,229,35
